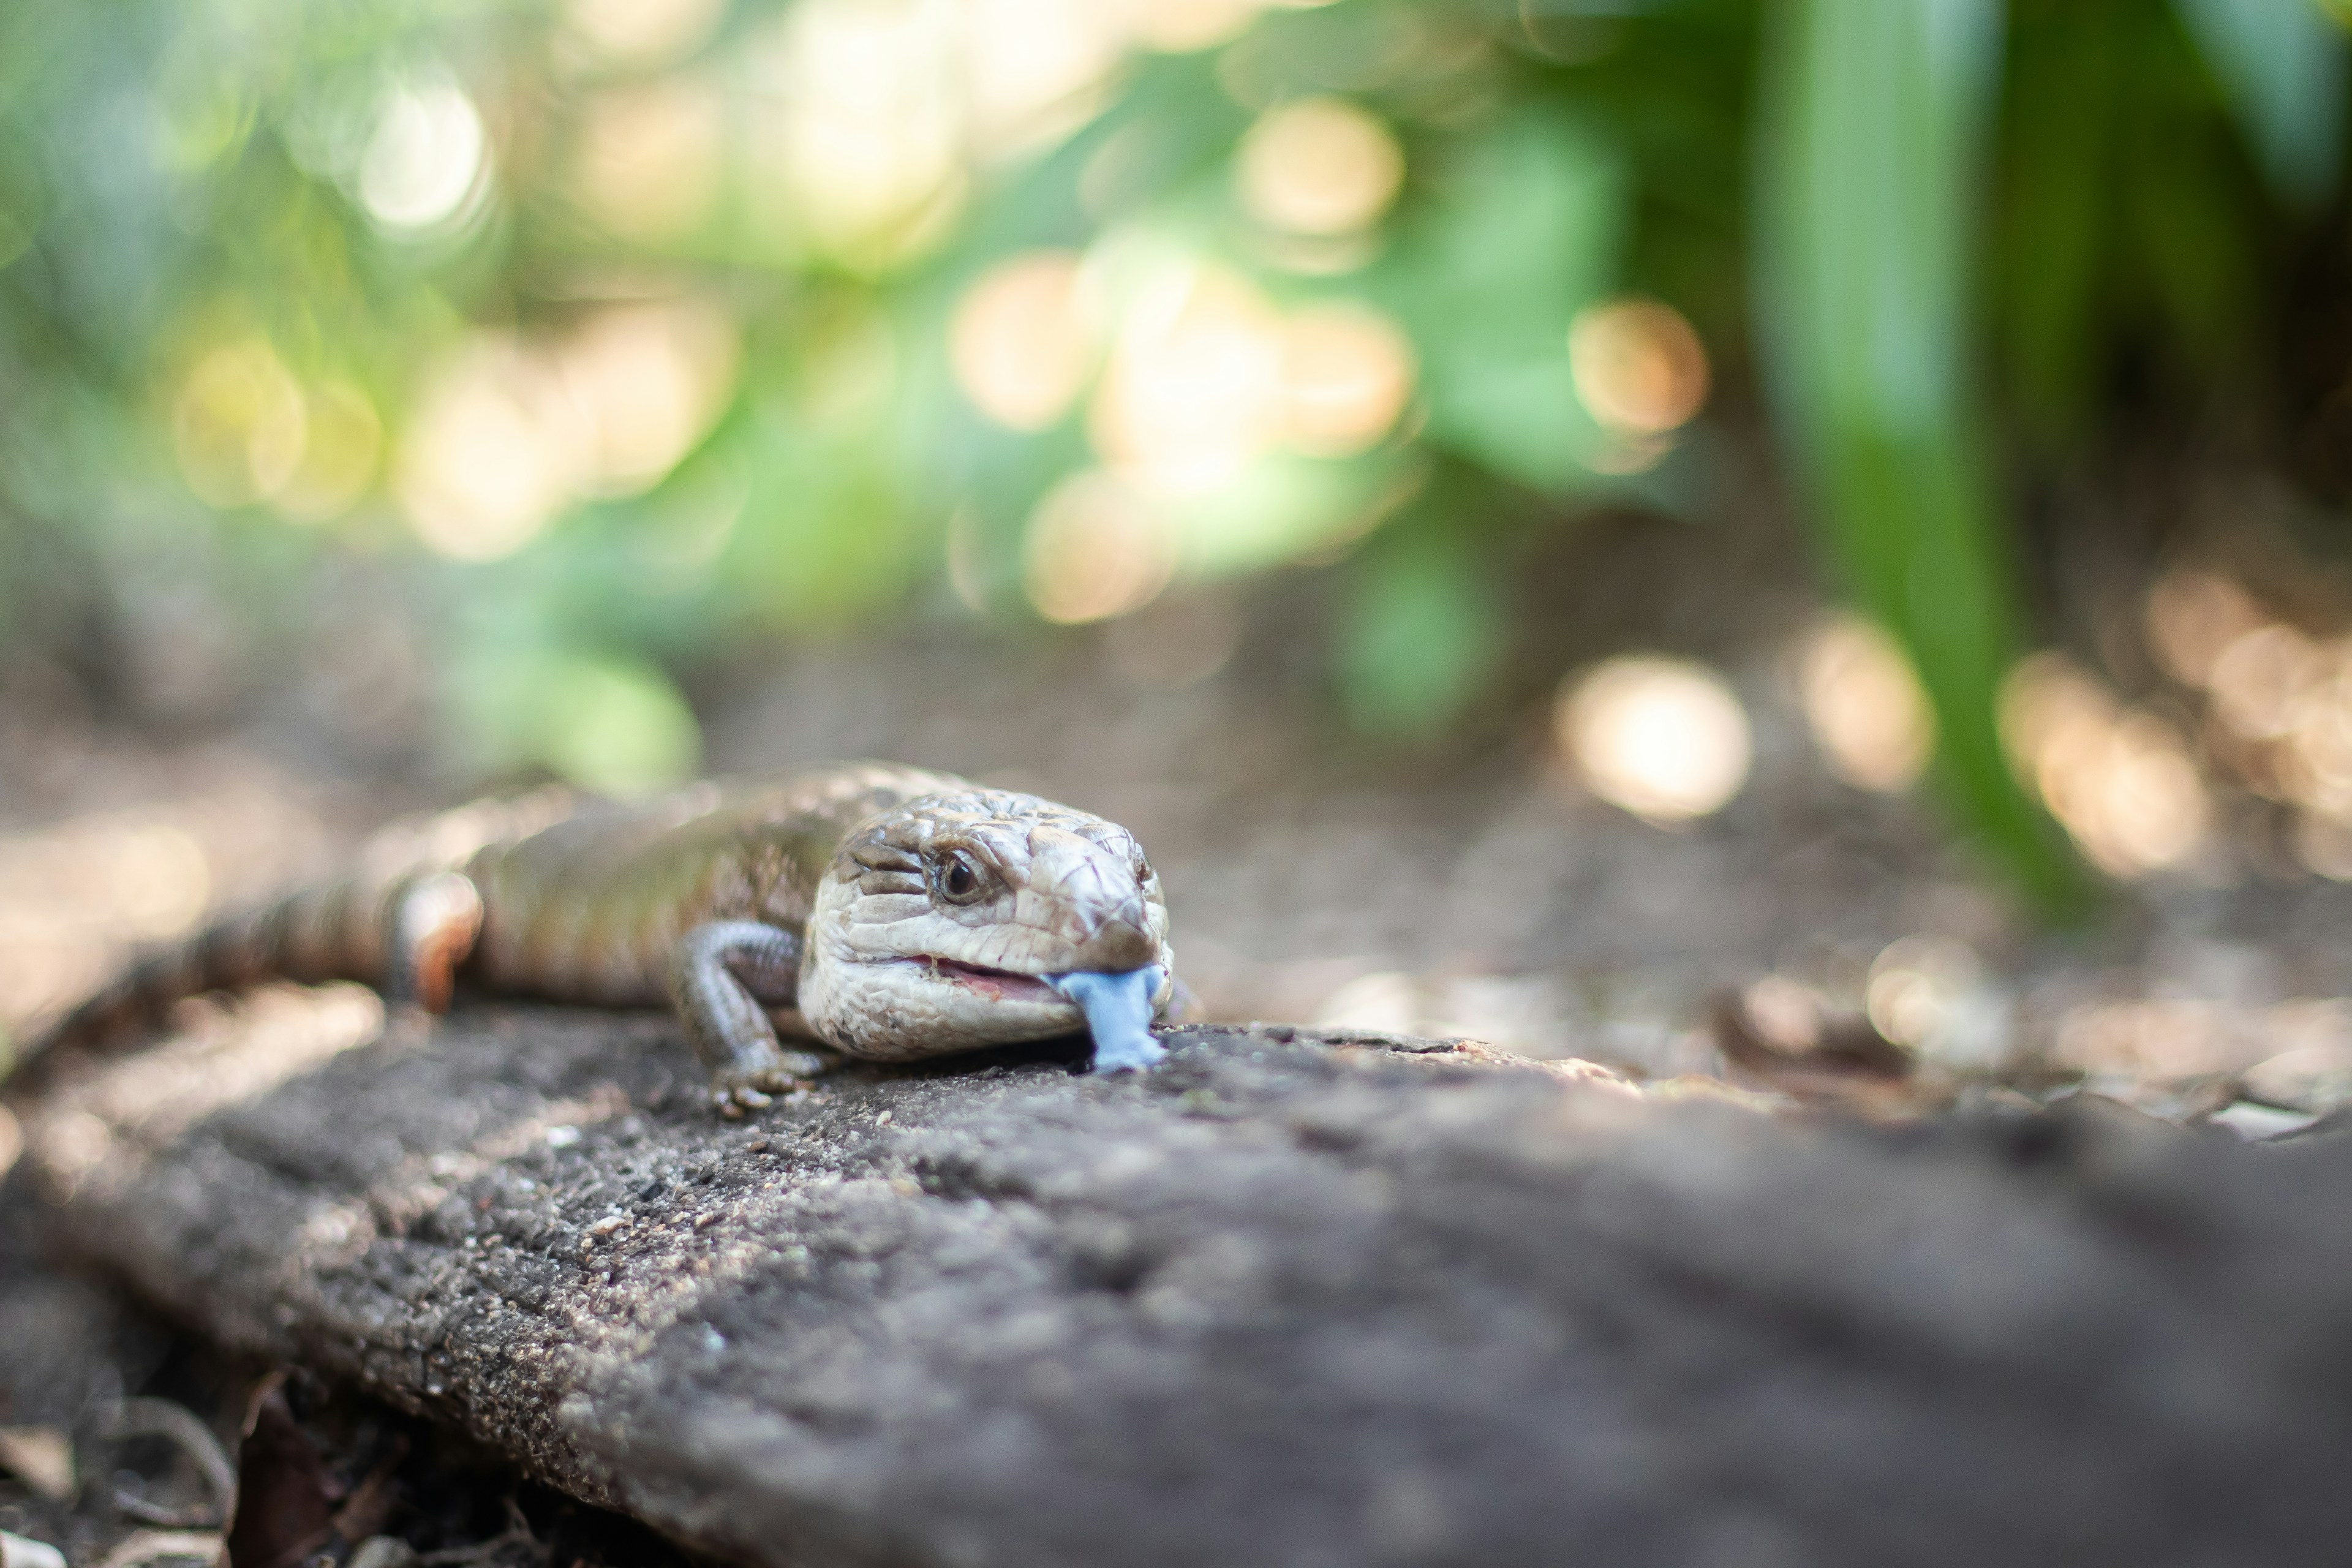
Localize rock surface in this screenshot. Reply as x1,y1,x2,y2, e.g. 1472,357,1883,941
13,990,2352,1567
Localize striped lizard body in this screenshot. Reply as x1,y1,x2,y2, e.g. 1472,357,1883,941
33,762,1176,1112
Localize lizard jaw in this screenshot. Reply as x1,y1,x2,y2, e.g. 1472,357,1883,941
798,933,1090,1059
895,956,1064,1006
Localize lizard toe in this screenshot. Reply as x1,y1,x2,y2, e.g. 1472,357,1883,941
709,1063,807,1117
763,1049,831,1082
732,1084,775,1110
710,1080,774,1116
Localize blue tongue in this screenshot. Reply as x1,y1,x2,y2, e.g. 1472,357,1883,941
1046,965,1167,1074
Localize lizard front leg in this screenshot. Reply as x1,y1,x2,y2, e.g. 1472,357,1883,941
669,921,828,1115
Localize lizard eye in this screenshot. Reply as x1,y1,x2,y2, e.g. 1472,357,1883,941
935,849,989,904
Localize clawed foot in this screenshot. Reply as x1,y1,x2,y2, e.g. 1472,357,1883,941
709,1049,829,1118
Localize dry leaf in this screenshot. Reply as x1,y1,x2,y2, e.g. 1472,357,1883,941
0,1426,74,1502
96,1531,225,1568
224,1378,338,1568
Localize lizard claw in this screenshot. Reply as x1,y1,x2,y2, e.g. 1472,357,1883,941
708,1052,827,1117
712,1084,772,1118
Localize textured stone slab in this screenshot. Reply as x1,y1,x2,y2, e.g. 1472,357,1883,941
12,989,2352,1567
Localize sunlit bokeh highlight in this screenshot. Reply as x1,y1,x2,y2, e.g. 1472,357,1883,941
2194,619,2352,832
571,76,728,243
274,380,383,523
1022,467,1176,623
563,0,1153,267
2206,622,2326,742
2137,568,2352,877
754,0,967,264
951,250,1095,431
1738,973,1828,1050
1089,260,1287,496
564,0,728,68
398,301,738,560
2000,653,2210,876
1797,612,1935,791
1237,97,1405,238
398,339,582,560
357,76,493,235
1568,297,1709,438
560,300,741,496
1131,0,1273,54
2144,567,2267,688
1555,655,1753,823
173,341,308,508
963,0,1129,152
1866,935,2007,1068
1279,303,1416,457
2052,998,2260,1083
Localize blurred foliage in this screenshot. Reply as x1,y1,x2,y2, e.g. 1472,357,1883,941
0,0,2343,902
1754,0,2076,906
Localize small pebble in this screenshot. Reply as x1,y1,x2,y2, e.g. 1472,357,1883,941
349,1538,420,1568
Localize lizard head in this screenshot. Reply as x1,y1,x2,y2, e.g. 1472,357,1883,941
797,789,1174,1060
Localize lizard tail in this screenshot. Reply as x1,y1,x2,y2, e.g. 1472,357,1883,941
10,787,575,1087
21,876,384,1068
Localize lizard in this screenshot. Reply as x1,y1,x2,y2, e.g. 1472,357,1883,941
27,761,1177,1114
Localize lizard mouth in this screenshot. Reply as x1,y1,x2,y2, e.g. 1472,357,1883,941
903,956,1065,1005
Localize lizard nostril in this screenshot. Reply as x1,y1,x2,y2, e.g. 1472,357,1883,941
1066,891,1149,946
1088,914,1156,971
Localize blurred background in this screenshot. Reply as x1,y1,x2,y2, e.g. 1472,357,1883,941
10,0,2352,1126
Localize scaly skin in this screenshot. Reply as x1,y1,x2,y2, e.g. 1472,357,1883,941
34,763,1177,1112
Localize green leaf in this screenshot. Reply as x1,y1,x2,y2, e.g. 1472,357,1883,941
1387,108,1624,493
1757,0,2087,912
2173,0,2346,207
1335,521,1502,739
1164,453,1412,579
458,647,702,800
